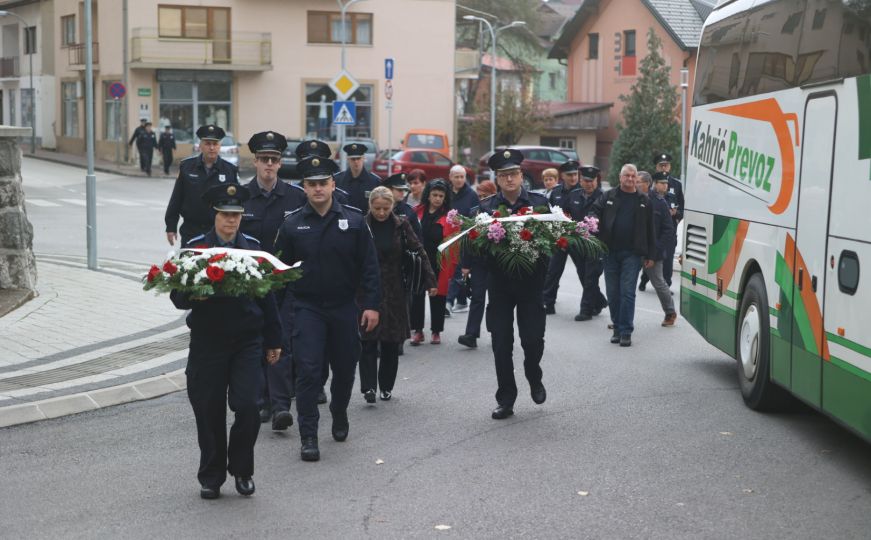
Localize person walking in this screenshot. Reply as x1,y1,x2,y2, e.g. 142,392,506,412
543,160,583,314
359,186,436,403
333,143,381,212
446,165,479,314
566,166,608,321
158,125,176,176
134,122,158,176
643,172,678,326
589,164,656,347
128,118,148,171
641,152,684,290
405,169,427,207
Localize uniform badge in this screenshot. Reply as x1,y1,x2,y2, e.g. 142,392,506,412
219,174,226,183
338,219,349,231
669,188,675,194
227,185,237,195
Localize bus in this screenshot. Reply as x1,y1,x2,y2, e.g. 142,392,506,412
682,0,871,440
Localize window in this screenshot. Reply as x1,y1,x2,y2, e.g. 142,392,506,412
20,89,33,128
548,72,558,90
61,15,76,46
24,26,37,54
621,30,636,76
157,72,232,143
103,82,121,140
62,82,78,137
548,150,569,163
588,33,598,59
305,83,372,140
307,11,373,45
433,153,451,166
158,6,229,39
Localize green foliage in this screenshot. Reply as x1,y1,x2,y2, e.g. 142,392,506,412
608,28,682,184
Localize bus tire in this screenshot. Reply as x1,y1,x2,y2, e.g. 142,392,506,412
737,273,791,411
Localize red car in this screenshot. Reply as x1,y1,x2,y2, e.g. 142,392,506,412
373,149,474,181
477,146,579,188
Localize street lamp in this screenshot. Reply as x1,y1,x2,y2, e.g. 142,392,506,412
463,16,525,155
336,0,367,171
0,10,35,154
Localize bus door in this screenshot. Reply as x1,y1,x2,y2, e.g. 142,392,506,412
789,93,837,407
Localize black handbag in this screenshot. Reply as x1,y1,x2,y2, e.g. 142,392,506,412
400,223,427,295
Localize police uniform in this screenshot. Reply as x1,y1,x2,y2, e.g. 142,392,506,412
274,156,381,461
547,160,582,208
655,153,683,287
158,128,176,175
241,131,308,430
296,139,352,207
458,197,488,349
165,125,239,245
542,160,584,313
483,149,550,420
170,183,282,499
333,142,381,213
565,166,608,320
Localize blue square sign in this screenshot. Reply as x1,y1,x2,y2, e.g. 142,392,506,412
333,101,356,125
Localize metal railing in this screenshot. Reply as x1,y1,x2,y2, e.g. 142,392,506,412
0,56,19,77
130,28,271,69
69,42,99,65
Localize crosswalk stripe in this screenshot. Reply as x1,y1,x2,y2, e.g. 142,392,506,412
102,198,144,207
27,199,62,207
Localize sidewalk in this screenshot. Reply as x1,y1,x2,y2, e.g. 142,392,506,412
26,148,153,177
0,255,189,428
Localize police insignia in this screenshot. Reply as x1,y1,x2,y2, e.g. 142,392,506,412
219,174,226,183
503,150,511,158
209,126,215,132
338,219,349,231
227,185,237,195
312,158,320,167
310,141,317,148
266,132,274,140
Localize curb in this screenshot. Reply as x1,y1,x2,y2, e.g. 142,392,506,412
25,152,146,177
0,369,186,429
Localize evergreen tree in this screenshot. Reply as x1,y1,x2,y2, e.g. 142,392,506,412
608,28,682,184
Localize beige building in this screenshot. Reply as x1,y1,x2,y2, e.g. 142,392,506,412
50,0,456,161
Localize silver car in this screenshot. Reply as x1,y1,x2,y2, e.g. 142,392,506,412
336,138,378,171
193,133,240,167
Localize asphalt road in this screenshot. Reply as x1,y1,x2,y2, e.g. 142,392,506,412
3,158,870,538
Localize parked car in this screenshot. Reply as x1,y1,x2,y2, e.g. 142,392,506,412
279,138,306,179
192,133,240,167
401,129,451,158
477,146,577,188
371,148,401,179
334,138,379,171
375,149,474,183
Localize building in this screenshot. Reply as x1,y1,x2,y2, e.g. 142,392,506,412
549,0,715,172
49,0,455,161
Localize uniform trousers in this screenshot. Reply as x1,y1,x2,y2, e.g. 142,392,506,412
359,340,400,393
464,262,488,338
486,270,547,407
293,301,360,438
138,147,153,174
258,291,294,413
162,150,173,175
186,332,262,489
542,248,584,308
577,256,608,316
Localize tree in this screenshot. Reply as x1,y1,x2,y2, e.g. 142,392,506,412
467,89,550,147
608,28,682,184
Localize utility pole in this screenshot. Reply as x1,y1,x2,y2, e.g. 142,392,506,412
85,0,97,269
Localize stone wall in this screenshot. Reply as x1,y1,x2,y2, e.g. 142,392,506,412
0,126,37,291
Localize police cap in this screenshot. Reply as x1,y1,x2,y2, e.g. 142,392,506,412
247,131,288,154
196,124,226,141
655,152,673,165
488,148,524,172
652,171,670,183
297,156,340,181
295,139,332,160
343,143,366,157
202,183,250,212
558,160,580,173
383,172,410,190
580,166,600,179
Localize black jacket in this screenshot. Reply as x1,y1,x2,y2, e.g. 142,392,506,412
589,188,657,260
164,154,239,242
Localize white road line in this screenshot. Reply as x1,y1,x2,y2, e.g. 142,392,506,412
101,198,144,207
26,199,62,207
58,198,105,207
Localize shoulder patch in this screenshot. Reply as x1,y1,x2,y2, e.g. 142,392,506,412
185,234,205,246
343,204,363,214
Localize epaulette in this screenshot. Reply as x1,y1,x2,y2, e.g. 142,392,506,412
242,233,261,245
343,204,363,213
186,234,205,246
290,182,305,191
335,187,349,195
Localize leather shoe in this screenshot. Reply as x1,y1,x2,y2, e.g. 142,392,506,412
271,410,293,431
332,414,349,442
234,476,255,496
574,312,592,321
545,305,556,315
458,334,477,348
610,331,620,344
491,405,514,420
317,388,328,404
301,437,320,461
531,384,547,404
200,485,220,499
380,390,392,401
258,408,270,423
364,389,376,404
620,334,632,347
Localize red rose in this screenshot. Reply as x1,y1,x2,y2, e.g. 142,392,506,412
517,207,529,216
272,268,285,275
206,265,225,282
162,261,178,275
208,253,227,263
556,237,569,250
256,257,266,264
146,265,161,282
468,229,480,240
520,229,533,241
193,244,208,249
492,210,501,217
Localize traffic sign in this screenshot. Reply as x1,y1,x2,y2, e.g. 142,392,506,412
384,80,393,100
329,70,359,100
108,81,126,99
333,101,357,125
385,58,394,80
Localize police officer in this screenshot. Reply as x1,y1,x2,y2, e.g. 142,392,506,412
654,152,683,287
165,124,239,246
333,142,381,212
158,125,176,176
128,118,148,171
481,149,550,420
241,130,307,430
296,139,352,208
171,183,282,499
567,166,608,321
542,160,583,314
274,155,381,461
134,122,158,176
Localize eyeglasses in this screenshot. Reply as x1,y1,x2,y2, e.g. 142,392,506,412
256,155,281,164
496,170,522,180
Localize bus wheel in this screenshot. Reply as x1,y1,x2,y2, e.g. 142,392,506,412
737,273,789,411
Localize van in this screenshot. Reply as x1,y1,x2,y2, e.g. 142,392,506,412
401,129,451,158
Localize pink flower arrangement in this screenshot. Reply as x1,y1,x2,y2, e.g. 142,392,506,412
487,221,506,242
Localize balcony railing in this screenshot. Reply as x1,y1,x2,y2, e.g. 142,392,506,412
130,28,272,71
0,56,19,78
68,43,99,66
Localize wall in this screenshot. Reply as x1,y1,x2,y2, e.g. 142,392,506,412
0,126,37,291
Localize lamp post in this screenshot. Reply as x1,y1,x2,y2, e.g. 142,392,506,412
462,16,525,155
336,0,366,171
680,68,689,183
0,10,35,154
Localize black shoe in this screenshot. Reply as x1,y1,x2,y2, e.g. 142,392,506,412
574,312,592,321
444,307,452,318
531,383,547,405
364,389,376,404
271,410,293,431
317,388,328,404
610,331,620,344
638,282,646,292
398,342,404,356
200,485,220,499
458,334,478,348
332,414,349,442
234,476,255,496
545,305,556,315
491,405,514,420
301,437,320,461
380,390,392,401
259,408,270,423
620,334,632,347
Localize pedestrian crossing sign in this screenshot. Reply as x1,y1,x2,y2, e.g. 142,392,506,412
333,101,356,125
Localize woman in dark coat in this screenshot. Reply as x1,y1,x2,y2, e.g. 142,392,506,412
359,186,437,402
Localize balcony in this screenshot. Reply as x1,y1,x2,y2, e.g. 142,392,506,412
130,28,272,71
0,56,19,78
68,43,99,69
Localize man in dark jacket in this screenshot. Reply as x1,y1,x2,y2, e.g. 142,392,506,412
644,172,677,326
132,122,158,176
565,166,607,321
589,163,656,347
158,125,177,175
128,118,148,171
446,164,479,313
542,159,584,314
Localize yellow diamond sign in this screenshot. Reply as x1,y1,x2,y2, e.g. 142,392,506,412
329,70,360,100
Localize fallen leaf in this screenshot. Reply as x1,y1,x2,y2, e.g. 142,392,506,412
577,491,589,496
375,459,384,465
434,525,452,531
742,488,754,494
719,431,734,436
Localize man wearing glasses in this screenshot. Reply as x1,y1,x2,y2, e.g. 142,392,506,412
240,131,308,432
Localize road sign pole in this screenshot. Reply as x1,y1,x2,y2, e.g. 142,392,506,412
114,98,121,165
85,0,97,270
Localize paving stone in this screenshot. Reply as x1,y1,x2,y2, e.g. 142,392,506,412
89,385,143,408
133,376,181,399
37,394,98,419
0,403,45,428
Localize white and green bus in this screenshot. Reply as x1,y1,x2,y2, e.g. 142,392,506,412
682,0,871,440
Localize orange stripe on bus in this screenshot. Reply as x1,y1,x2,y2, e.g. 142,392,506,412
716,220,749,294
784,234,830,361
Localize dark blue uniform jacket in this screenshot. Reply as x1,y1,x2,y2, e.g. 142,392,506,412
394,201,422,241
565,187,603,221
650,193,676,261
240,177,308,255
333,167,381,213
548,183,580,209
165,155,239,240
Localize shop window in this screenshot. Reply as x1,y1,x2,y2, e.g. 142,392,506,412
305,83,372,140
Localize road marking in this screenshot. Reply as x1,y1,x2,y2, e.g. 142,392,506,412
101,198,144,207
26,199,62,207
58,198,105,207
